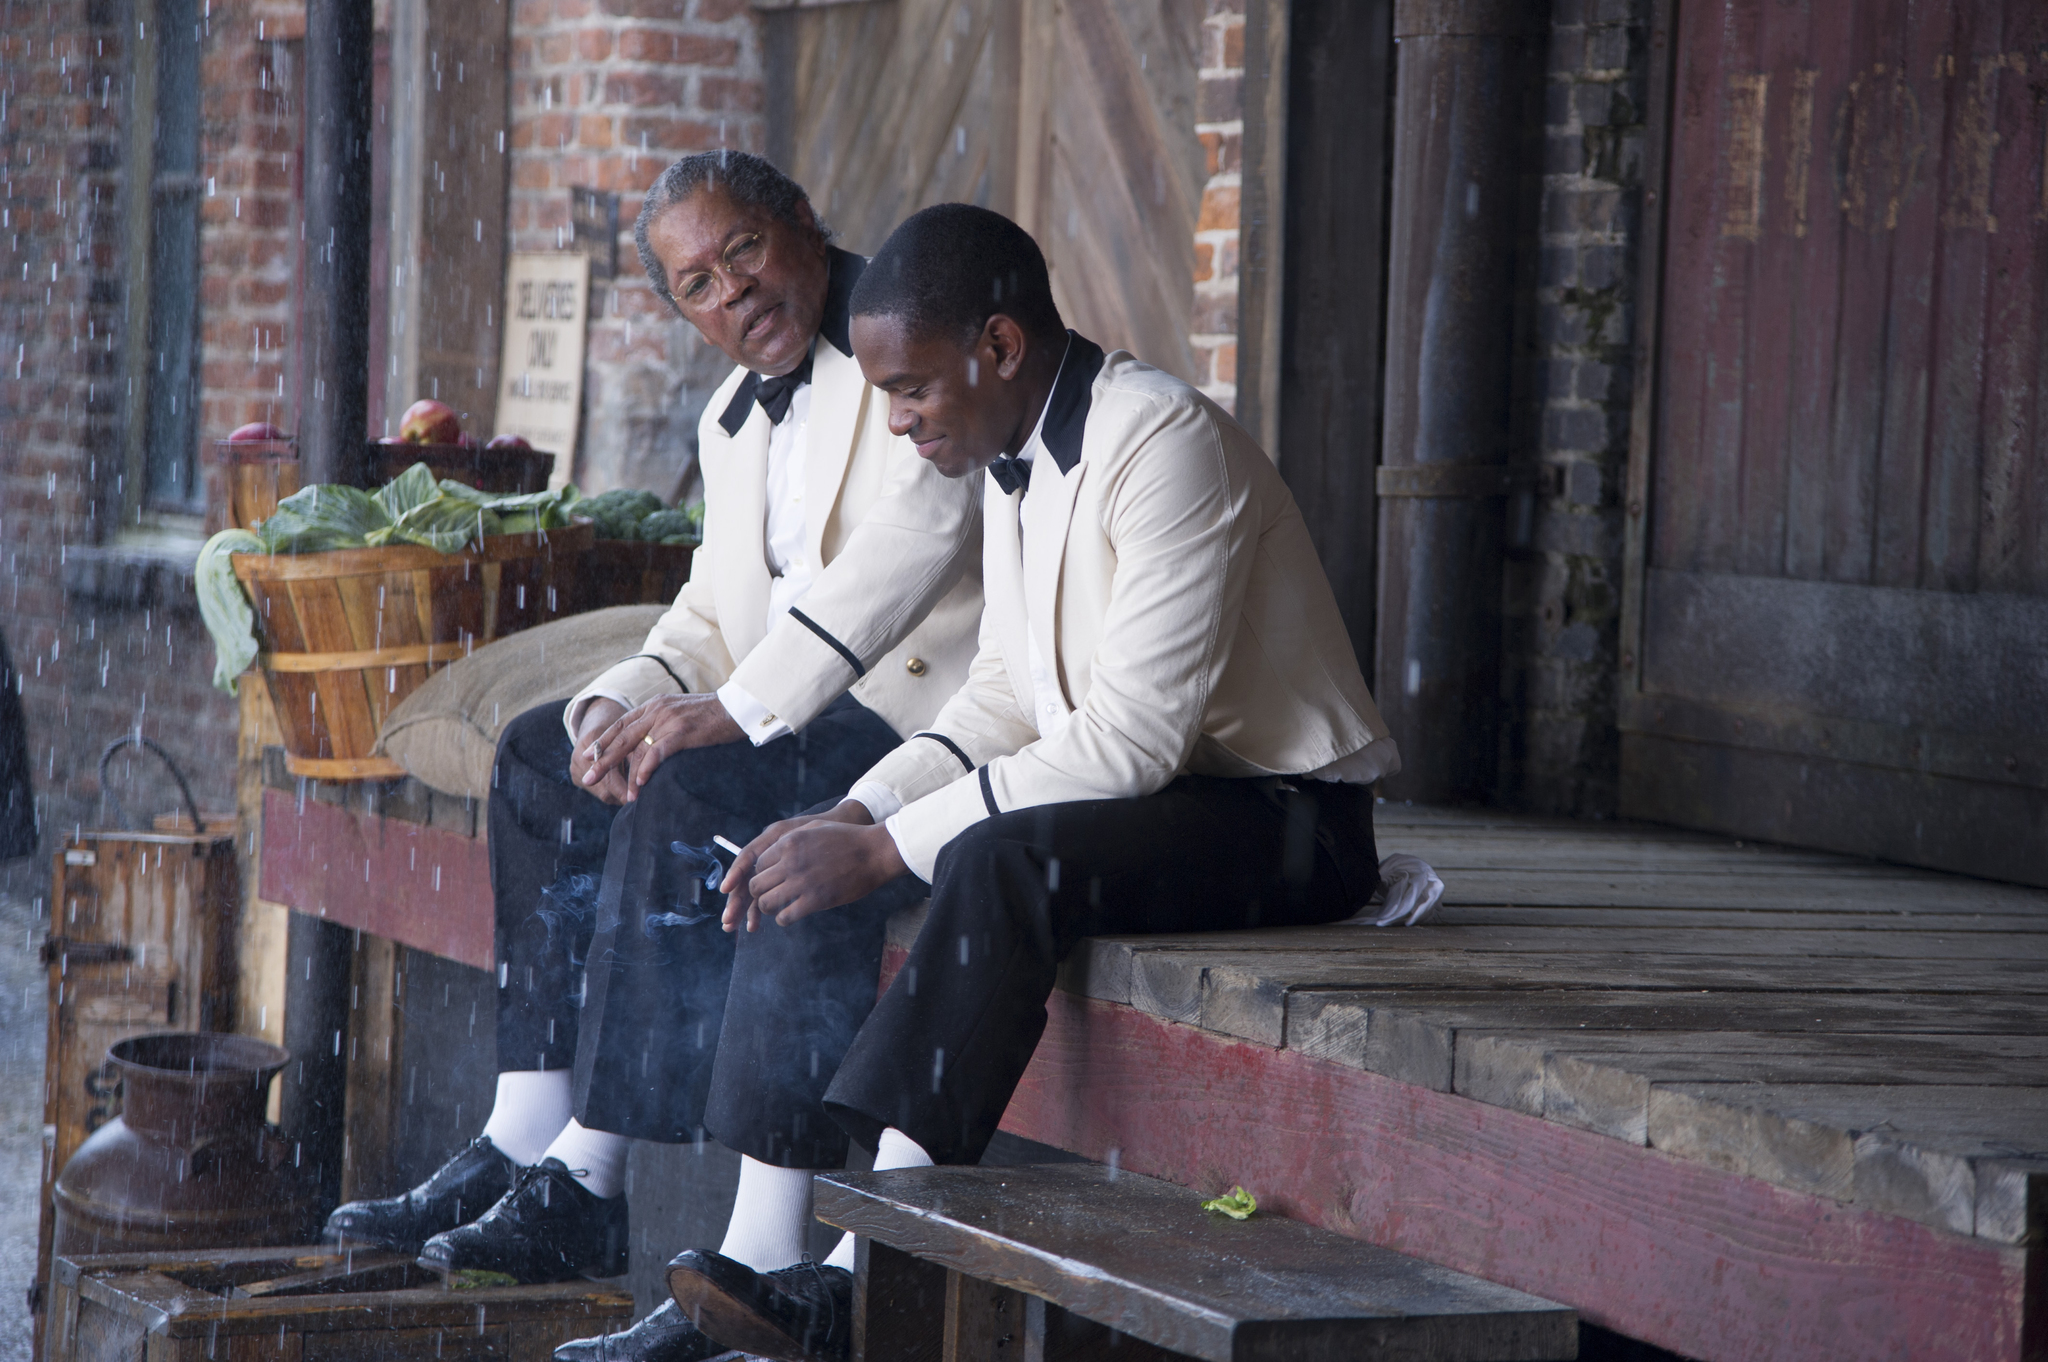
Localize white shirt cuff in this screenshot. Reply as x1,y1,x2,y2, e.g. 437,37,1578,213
564,689,637,743
881,810,924,883
847,780,904,825
717,678,793,746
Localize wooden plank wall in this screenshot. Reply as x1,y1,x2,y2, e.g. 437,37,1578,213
767,0,1206,383
1626,0,2048,883
1653,0,2047,594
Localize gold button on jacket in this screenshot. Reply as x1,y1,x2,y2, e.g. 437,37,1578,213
905,657,927,676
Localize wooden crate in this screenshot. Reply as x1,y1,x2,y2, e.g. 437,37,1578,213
33,828,241,1353
578,540,693,609
231,522,593,780
45,1247,633,1362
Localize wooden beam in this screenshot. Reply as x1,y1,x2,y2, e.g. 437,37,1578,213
998,991,2035,1362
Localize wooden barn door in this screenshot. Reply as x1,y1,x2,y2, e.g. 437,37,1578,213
1622,0,2048,886
763,0,1206,382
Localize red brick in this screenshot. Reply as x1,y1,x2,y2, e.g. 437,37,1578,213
579,114,615,148
539,32,573,64
575,27,614,61
691,0,749,18
603,69,688,106
618,114,723,151
698,75,761,112
1193,240,1213,283
1197,182,1239,232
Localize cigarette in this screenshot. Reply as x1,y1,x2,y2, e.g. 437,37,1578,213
713,835,746,858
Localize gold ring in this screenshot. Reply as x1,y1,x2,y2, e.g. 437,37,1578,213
642,734,656,748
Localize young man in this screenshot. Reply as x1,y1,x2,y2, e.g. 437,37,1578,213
658,203,1401,1362
323,155,983,1362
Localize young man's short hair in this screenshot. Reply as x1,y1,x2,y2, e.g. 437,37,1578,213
849,203,1064,347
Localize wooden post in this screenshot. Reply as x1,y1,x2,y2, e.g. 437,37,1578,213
852,1239,946,1362
943,1271,1028,1362
1373,0,1546,802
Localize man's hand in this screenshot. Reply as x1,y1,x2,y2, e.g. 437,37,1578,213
581,694,747,800
568,698,631,805
721,800,907,931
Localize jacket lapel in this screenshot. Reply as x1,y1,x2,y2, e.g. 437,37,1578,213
803,338,863,566
1021,334,1105,708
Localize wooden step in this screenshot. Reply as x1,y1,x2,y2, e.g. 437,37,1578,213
815,1163,1577,1362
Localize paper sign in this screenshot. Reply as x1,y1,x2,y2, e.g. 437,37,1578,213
495,252,590,488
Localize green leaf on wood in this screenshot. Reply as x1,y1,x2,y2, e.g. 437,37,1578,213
1201,1186,1258,1220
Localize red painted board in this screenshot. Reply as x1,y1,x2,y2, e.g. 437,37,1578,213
994,989,2034,1362
260,787,495,971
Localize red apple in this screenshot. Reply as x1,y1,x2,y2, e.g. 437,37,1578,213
399,399,462,445
486,433,532,451
228,421,289,442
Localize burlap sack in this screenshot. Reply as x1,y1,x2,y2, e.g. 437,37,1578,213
374,604,668,798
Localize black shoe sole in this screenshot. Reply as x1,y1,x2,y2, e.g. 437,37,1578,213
665,1261,833,1362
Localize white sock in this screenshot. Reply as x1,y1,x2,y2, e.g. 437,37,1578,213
718,1156,816,1273
478,1070,574,1167
541,1119,633,1199
824,1128,933,1272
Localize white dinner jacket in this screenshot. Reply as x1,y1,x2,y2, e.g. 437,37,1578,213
856,337,1399,879
572,250,983,740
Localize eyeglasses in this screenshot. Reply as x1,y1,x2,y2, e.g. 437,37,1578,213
673,231,768,314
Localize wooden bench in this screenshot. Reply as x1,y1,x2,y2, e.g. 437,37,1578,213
815,1164,1577,1362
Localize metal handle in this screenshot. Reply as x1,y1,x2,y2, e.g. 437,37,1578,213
96,735,208,835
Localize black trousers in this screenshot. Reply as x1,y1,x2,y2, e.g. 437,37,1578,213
730,774,1381,1167
487,697,912,1161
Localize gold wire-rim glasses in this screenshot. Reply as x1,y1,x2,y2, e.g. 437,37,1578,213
675,232,769,313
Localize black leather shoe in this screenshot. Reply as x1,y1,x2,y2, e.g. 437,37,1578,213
665,1250,852,1362
418,1158,628,1283
324,1135,517,1252
554,1300,736,1362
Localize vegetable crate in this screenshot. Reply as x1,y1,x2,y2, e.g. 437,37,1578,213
232,522,593,780
579,541,694,609
45,1247,632,1362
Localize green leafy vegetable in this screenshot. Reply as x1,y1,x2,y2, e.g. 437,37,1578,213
638,507,701,546
447,1269,521,1291
1201,1187,1257,1220
196,529,267,694
257,484,391,552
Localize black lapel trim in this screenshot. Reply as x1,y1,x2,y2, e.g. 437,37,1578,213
1039,332,1105,475
916,731,974,773
819,247,861,357
717,373,762,437
716,248,866,437
978,765,1000,817
626,653,688,693
788,607,866,678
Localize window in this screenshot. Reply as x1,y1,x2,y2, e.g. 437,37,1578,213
119,0,204,523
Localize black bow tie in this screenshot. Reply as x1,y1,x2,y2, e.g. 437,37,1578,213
988,455,1030,495
755,349,815,425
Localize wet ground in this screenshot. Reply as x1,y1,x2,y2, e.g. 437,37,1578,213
0,888,46,1362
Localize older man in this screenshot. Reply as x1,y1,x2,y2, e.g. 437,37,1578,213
324,155,981,1362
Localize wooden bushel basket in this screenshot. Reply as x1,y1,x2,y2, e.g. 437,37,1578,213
231,521,593,781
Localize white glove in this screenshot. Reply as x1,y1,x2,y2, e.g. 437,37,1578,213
1347,853,1444,927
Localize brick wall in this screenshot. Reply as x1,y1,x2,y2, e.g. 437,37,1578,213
1500,0,1648,817
507,0,764,500
0,0,305,894
1190,0,1243,413
198,6,305,442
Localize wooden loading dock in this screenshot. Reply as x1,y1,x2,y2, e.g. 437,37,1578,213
255,773,2046,1362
